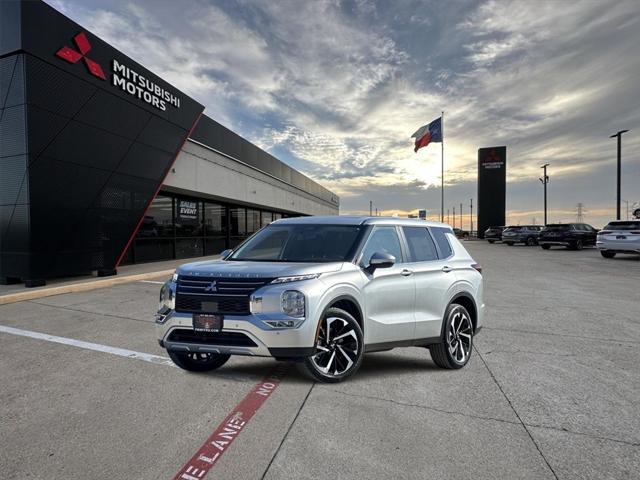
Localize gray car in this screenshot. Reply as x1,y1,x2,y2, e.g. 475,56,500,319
156,216,484,382
501,225,543,246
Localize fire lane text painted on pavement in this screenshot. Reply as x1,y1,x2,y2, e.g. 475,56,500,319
172,362,290,480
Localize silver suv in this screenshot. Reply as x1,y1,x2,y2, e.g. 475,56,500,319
156,216,484,382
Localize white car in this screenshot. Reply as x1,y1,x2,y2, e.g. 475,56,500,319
597,220,640,258
156,216,484,382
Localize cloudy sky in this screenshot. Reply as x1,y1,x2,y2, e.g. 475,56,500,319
48,0,640,227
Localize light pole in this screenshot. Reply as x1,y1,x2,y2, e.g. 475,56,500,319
610,130,629,220
369,200,373,216
453,206,456,228
539,163,550,225
470,198,473,234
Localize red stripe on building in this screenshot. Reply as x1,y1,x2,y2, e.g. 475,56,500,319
172,362,290,480
115,112,203,268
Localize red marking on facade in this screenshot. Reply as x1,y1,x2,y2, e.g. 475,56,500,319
114,112,203,268
172,363,289,480
55,32,106,80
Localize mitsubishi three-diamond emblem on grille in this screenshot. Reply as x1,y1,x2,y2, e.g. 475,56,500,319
204,281,218,293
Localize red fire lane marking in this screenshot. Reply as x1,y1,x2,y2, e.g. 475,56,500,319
173,363,290,480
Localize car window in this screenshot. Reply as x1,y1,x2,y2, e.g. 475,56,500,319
430,227,453,258
604,221,640,230
360,226,403,265
402,227,438,262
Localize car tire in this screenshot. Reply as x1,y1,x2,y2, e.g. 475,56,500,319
167,350,231,372
526,237,536,246
488,240,495,244
572,239,584,250
429,304,473,369
505,242,514,246
601,251,616,258
541,244,551,250
299,307,364,383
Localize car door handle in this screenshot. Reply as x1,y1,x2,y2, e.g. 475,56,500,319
442,266,453,273
401,269,413,276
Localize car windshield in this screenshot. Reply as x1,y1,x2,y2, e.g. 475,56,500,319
604,221,640,230
545,224,571,231
229,224,364,262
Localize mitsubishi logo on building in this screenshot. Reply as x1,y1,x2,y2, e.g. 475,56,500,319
55,32,106,80
204,281,218,293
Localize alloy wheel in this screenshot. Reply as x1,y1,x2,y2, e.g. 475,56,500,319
446,309,473,364
311,316,360,377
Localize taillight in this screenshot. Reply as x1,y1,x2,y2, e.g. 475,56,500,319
630,231,640,235
472,263,482,274
599,230,612,235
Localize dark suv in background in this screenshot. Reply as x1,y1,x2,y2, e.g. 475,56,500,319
539,223,598,250
484,226,505,243
501,225,543,246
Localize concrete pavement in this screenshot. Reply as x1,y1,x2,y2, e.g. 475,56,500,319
0,242,638,479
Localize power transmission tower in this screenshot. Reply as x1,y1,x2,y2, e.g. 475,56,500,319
575,203,586,222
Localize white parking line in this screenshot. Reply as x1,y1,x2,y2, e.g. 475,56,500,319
139,280,166,285
0,324,176,367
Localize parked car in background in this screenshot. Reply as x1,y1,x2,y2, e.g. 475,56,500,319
501,225,544,246
484,226,505,243
539,223,598,250
596,220,640,258
453,227,470,239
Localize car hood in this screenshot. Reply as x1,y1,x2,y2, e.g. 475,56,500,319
175,259,344,278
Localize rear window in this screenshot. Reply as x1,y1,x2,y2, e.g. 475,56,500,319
504,226,522,232
402,227,438,262
430,227,453,258
604,221,640,230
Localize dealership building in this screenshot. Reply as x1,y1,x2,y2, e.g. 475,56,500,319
0,0,339,287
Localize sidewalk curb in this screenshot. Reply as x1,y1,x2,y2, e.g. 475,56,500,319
0,269,174,306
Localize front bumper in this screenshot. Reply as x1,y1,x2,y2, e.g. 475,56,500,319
156,310,318,358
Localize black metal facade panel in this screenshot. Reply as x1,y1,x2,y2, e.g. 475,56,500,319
17,0,203,130
23,54,199,278
0,1,22,57
0,53,30,279
0,1,204,281
477,146,507,239
190,115,339,206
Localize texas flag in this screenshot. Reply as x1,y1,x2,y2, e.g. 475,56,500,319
411,117,442,153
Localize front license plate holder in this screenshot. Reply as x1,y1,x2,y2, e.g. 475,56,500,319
193,313,223,333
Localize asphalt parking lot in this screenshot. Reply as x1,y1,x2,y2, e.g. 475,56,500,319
1,242,638,480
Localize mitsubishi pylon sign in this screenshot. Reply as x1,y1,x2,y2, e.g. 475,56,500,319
477,147,506,239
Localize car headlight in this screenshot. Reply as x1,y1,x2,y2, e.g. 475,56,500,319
271,274,319,284
158,281,175,311
281,290,305,318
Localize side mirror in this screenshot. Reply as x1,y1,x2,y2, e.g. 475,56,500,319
366,251,395,273
220,249,233,259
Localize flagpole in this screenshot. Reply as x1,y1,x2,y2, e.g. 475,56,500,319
441,110,444,222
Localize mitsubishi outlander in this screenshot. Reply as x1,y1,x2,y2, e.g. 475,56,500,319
156,216,484,382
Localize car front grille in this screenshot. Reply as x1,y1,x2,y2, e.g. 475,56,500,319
167,329,258,347
175,276,274,315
